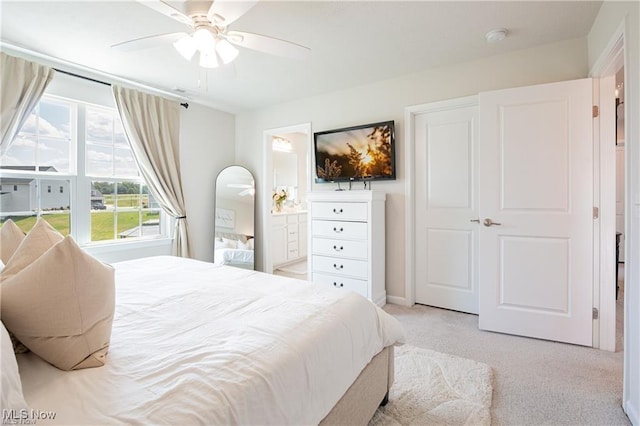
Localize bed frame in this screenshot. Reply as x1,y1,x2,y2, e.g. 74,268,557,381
320,345,394,425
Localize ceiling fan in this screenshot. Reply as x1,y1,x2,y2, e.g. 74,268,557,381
112,0,310,68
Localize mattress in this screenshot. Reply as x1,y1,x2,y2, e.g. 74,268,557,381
17,256,405,424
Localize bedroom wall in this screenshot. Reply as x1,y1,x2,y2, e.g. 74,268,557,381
235,37,589,300
215,197,254,237
180,103,236,262
588,2,640,424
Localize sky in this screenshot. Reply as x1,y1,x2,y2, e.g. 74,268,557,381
1,98,139,178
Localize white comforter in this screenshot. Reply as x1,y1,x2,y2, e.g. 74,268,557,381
17,256,405,425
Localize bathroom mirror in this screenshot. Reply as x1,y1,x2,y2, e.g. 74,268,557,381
214,166,255,270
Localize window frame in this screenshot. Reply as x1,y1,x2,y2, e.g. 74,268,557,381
0,94,170,247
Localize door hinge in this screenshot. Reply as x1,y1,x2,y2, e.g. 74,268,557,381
593,207,599,219
593,308,599,320
593,105,599,118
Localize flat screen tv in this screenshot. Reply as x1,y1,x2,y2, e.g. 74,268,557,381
314,120,396,183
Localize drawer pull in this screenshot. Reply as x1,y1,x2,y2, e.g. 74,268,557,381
333,245,344,252
333,208,344,214
333,227,344,233
333,264,344,270
333,282,344,288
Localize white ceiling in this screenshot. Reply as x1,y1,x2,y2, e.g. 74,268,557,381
0,1,602,113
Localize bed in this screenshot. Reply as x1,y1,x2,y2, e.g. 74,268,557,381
8,255,405,424
214,232,255,269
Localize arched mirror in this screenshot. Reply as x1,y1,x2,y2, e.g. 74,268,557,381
214,166,255,270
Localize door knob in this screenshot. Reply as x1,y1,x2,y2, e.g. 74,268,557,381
483,218,502,227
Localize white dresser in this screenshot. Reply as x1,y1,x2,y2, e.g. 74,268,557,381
308,191,386,306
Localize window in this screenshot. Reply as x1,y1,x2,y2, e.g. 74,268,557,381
0,95,167,243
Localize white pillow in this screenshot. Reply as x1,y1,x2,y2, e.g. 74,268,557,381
221,238,238,249
0,321,29,411
237,240,250,250
1,236,115,371
247,238,254,250
214,238,225,250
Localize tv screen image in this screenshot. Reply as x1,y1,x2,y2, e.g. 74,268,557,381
314,120,396,183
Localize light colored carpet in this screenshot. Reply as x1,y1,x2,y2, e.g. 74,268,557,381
383,294,630,425
371,345,492,426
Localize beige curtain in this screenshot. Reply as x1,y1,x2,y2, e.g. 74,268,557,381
112,85,190,258
1,52,55,155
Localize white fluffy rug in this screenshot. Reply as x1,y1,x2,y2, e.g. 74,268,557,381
370,345,493,426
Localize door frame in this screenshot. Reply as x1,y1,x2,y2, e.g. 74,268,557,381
589,22,625,352
403,95,478,307
261,122,312,274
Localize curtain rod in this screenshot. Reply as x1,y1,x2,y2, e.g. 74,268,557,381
54,68,189,109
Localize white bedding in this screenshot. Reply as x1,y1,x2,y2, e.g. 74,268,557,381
213,247,254,266
17,256,405,425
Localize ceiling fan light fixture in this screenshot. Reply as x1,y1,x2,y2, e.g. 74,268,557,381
216,39,239,64
173,35,197,61
193,27,215,52
199,50,220,68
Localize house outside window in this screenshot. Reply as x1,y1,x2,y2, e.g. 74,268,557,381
0,95,167,243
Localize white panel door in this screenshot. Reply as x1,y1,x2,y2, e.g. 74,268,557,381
415,102,479,314
478,78,593,346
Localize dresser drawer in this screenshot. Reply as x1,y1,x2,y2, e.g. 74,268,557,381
287,214,299,224
312,220,368,240
312,255,368,279
312,202,368,221
313,272,368,298
312,238,368,260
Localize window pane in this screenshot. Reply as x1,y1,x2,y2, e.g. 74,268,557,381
86,143,113,177
114,147,138,177
141,209,161,237
0,100,72,173
114,119,128,148
0,178,69,236
39,138,70,173
1,134,36,168
0,177,36,216
91,210,115,241
39,101,71,140
86,109,113,144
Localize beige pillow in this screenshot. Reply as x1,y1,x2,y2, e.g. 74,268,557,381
1,218,63,279
1,236,115,371
0,219,25,264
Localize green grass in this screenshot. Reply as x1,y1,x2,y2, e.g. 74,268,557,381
1,210,160,242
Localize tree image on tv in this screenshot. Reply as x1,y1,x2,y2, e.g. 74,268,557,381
316,124,393,180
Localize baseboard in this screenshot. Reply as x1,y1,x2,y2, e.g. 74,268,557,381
624,399,638,426
386,295,412,307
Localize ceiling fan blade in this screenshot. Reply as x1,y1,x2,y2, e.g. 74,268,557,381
226,31,310,59
207,0,259,26
111,32,188,52
137,0,193,26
